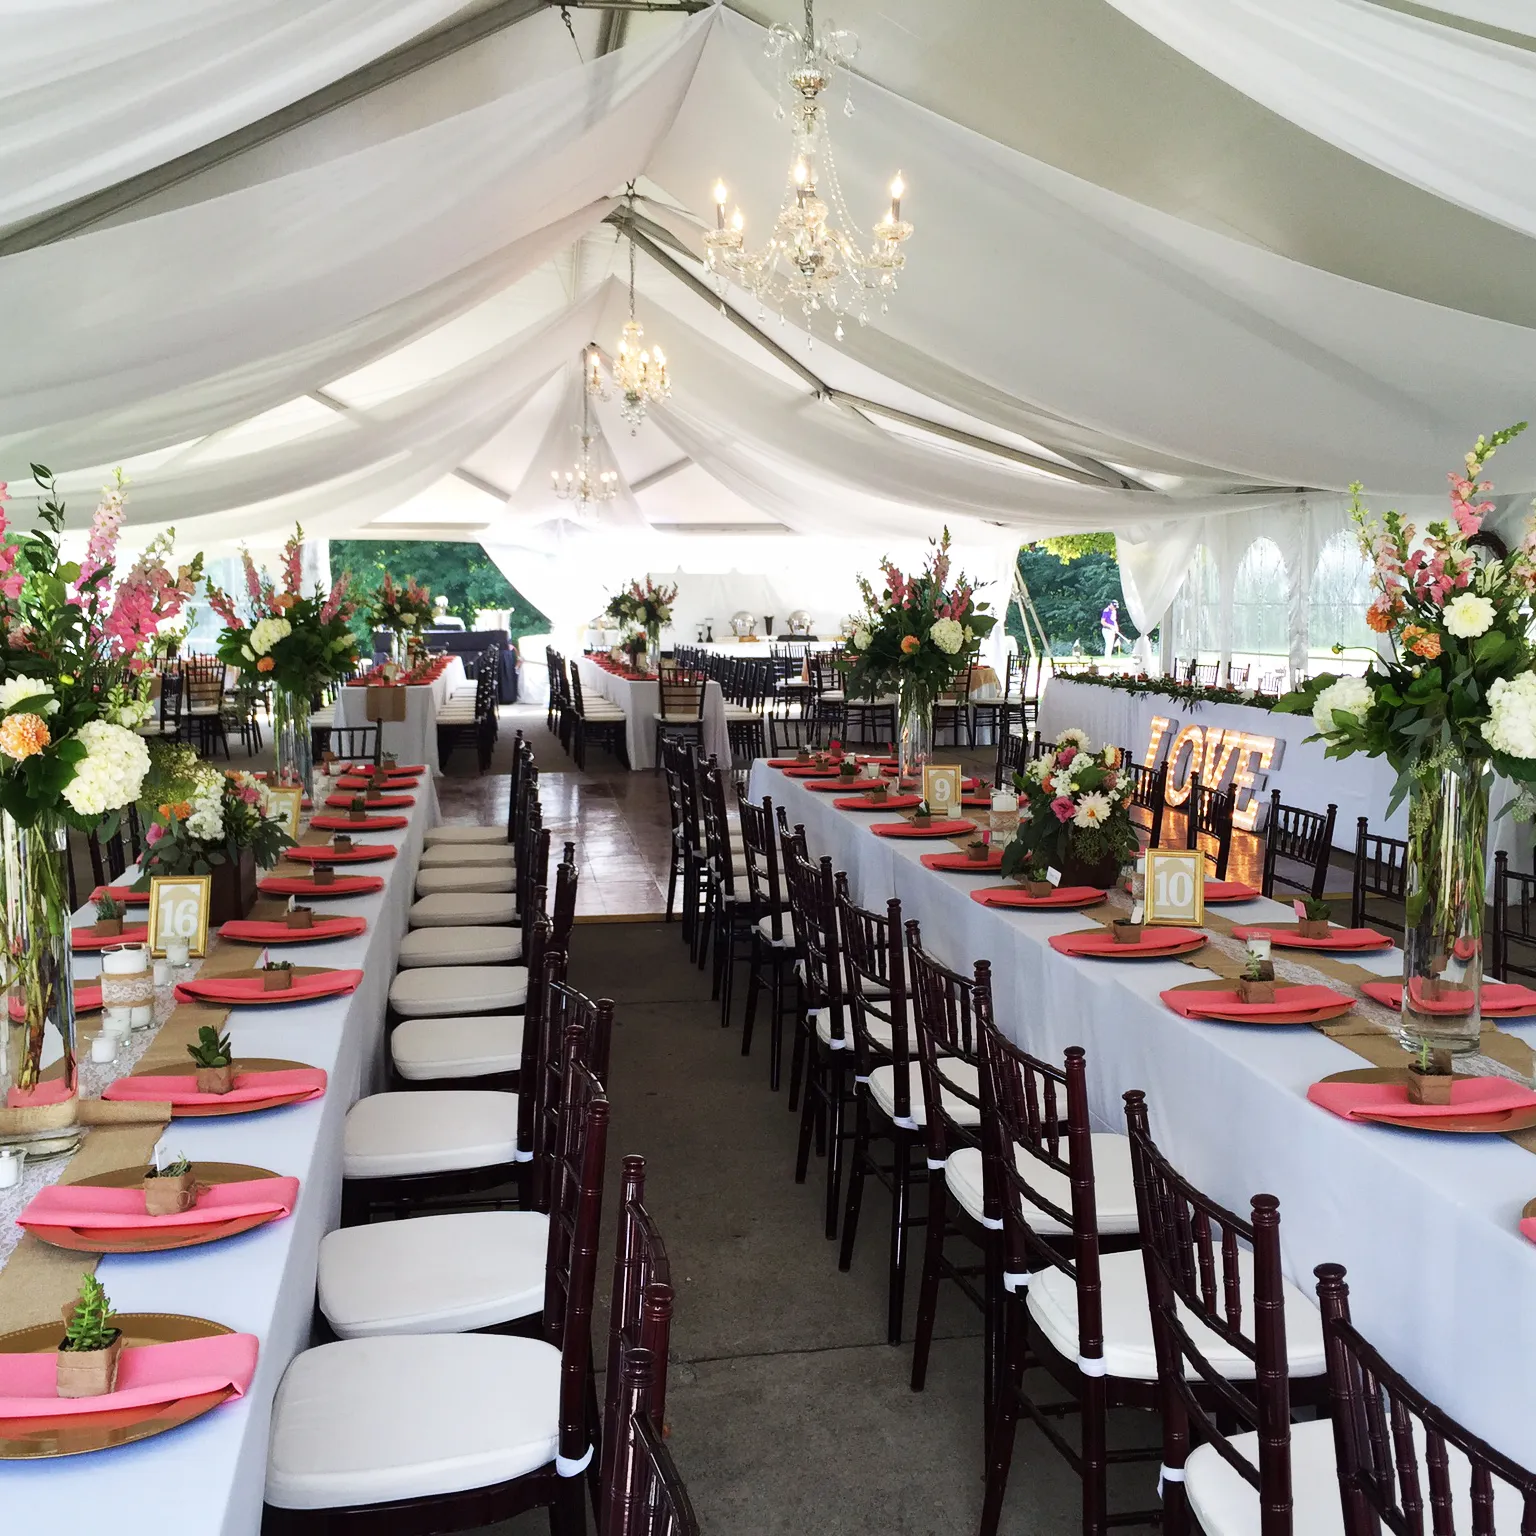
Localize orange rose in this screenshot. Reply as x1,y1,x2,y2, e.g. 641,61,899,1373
256,656,276,672
900,635,921,654
1365,604,1394,634
275,593,297,612
0,712,49,761
1404,626,1442,660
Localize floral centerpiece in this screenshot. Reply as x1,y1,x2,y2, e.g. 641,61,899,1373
0,468,199,1144
605,577,677,671
998,733,1140,888
1276,425,1536,1053
365,572,434,665
133,745,292,921
842,529,996,777
207,526,358,795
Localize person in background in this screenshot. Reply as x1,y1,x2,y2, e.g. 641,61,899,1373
1100,599,1122,658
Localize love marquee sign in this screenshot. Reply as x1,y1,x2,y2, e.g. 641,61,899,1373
1143,716,1284,831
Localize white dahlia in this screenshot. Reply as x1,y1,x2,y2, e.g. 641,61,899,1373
929,617,964,655
1056,728,1090,749
1443,593,1495,640
1483,673,1536,759
0,677,58,716
1072,791,1112,828
62,720,151,816
1312,675,1373,737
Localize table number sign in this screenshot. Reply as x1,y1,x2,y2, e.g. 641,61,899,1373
148,875,212,958
1142,849,1205,927
266,786,303,841
921,766,963,813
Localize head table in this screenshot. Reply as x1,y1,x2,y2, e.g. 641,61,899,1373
751,759,1536,1472
575,655,732,771
332,653,466,775
0,776,439,1533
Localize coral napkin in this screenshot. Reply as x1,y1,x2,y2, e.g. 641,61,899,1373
172,972,363,1005
1359,980,1536,1016
104,1067,327,1105
972,886,1107,910
218,916,367,944
834,794,922,811
70,924,149,953
870,819,976,839
0,1334,259,1418
88,885,149,906
11,984,98,1023
1161,985,1352,1020
308,814,409,831
340,763,426,775
1230,925,1394,951
258,875,385,898
921,851,1003,873
20,1176,300,1232
323,793,413,810
1203,880,1261,903
1306,1076,1536,1123
285,844,396,864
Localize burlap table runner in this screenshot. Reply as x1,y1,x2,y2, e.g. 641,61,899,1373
0,820,343,1328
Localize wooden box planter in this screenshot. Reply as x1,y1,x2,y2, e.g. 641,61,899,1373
209,849,258,925
143,1168,199,1215
1236,979,1276,1004
56,1335,123,1399
1112,920,1145,945
194,1065,235,1095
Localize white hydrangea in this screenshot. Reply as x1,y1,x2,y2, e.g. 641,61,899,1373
1312,675,1374,737
185,764,226,841
249,616,292,656
0,677,58,716
929,617,964,655
853,626,871,651
62,721,151,816
1443,593,1495,640
1483,673,1536,759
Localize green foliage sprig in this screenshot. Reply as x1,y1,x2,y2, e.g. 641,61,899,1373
187,1025,232,1069
61,1274,118,1353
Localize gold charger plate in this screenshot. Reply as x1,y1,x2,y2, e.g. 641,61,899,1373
1317,1067,1536,1134
1166,978,1357,1027
0,1312,236,1459
27,1162,282,1253
127,1056,319,1119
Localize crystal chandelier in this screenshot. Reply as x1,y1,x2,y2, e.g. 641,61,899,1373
590,192,671,433
551,350,619,506
704,0,912,336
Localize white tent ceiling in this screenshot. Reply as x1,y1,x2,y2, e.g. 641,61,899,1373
2,0,1534,630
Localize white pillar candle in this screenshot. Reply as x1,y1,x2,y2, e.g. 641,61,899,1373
129,1004,154,1031
165,938,191,967
90,1033,118,1063
101,1007,132,1038
153,959,172,987
0,1147,22,1187
100,943,149,976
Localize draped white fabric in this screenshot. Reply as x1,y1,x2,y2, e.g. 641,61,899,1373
0,0,470,228
0,8,716,469
1101,0,1536,241
645,9,1536,495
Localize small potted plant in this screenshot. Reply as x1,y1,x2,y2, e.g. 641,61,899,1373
1406,1040,1454,1105
56,1274,123,1398
312,862,336,887
187,1024,236,1093
827,738,844,763
911,799,933,828
795,742,813,763
838,757,859,781
332,833,354,854
1297,898,1332,940
383,753,398,771
1236,953,1276,1004
285,903,314,930
262,959,295,992
92,893,125,939
1112,916,1145,944
348,795,369,823
143,1152,198,1215
965,837,992,864
865,780,890,803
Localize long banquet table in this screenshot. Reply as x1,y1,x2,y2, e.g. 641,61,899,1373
0,775,438,1533
751,759,1536,1469
332,653,466,774
575,656,732,770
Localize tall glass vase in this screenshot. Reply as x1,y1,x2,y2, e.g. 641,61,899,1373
389,628,408,667
0,809,81,1156
272,685,315,800
646,626,661,676
898,682,935,782
1401,754,1490,1056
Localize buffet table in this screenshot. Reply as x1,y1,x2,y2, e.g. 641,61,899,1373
751,760,1536,1470
333,654,465,775
0,778,438,1533
575,657,732,771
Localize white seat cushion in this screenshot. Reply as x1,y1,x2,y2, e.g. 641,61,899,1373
653,712,703,724
722,706,761,720
389,965,527,1017
318,1210,548,1338
265,1333,562,1509
397,926,522,967
1026,1246,1326,1384
945,1133,1139,1237
436,708,478,723
419,843,517,869
424,826,509,847
409,892,519,928
813,1005,892,1052
391,1014,524,1082
343,1090,518,1178
1186,1416,1528,1536
868,1058,980,1130
415,866,515,897
579,704,625,720
755,912,794,946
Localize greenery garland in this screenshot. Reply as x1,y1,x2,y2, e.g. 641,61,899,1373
1051,671,1280,711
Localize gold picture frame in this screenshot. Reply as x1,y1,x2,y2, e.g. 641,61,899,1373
265,786,304,842
1143,849,1205,927
920,765,963,814
147,875,213,958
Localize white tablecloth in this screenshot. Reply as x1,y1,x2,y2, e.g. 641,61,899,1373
333,654,466,775
575,658,732,771
751,760,1536,1470
3,783,439,1534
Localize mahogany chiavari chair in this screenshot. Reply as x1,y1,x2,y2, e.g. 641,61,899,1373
698,762,752,1023
971,650,1017,749
1124,1090,1331,1536
1185,772,1236,880
268,1050,607,1535
835,892,919,1342
1350,816,1408,944
1316,1262,1536,1535
994,724,1030,790
1261,787,1340,903
737,790,795,1090
977,1034,1143,1536
1491,849,1536,981
1127,758,1168,849
602,1350,698,1536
